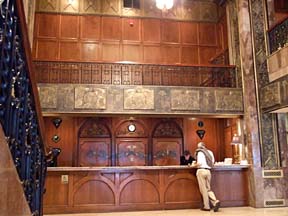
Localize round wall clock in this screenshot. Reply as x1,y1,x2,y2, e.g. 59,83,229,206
128,124,136,132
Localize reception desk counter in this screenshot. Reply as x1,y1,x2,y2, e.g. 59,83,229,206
44,165,249,214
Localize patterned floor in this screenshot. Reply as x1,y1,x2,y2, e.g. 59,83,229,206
45,207,288,216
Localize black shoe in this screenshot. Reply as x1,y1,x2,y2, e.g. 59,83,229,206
201,208,210,211
214,201,220,212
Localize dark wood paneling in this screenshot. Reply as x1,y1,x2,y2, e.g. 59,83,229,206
80,42,99,61
43,117,228,167
43,173,69,206
102,42,120,61
74,179,115,205
122,44,142,62
59,41,80,60
162,45,180,64
35,13,59,38
143,45,162,63
199,23,217,46
199,46,217,64
181,22,198,45
60,15,79,39
33,13,226,65
161,20,180,43
80,16,101,40
122,18,141,41
181,46,199,64
44,167,248,213
44,117,75,166
35,40,59,60
183,118,223,162
116,138,148,166
78,139,111,166
153,138,182,165
102,16,121,41
120,176,159,204
142,18,161,43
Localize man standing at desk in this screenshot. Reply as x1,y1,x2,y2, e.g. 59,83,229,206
194,142,220,212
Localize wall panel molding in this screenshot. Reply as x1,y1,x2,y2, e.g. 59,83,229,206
38,84,244,115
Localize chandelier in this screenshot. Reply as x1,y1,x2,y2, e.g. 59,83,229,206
156,0,174,10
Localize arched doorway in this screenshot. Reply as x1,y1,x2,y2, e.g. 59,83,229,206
77,118,112,166
152,120,183,165
115,119,148,166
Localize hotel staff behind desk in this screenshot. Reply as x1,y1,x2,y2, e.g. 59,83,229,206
194,142,220,212
180,150,195,165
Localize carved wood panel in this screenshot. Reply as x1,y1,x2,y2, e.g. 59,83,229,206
43,168,248,213
116,138,147,166
78,139,111,166
152,139,182,166
78,119,112,166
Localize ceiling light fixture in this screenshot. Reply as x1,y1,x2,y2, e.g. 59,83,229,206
156,0,174,10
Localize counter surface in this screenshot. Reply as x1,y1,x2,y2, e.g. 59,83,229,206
47,164,249,172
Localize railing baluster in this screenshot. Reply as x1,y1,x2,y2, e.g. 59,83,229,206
0,0,47,215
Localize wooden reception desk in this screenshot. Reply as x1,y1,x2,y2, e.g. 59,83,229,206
44,165,249,214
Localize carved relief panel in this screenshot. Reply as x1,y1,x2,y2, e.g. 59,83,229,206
115,119,148,166
79,139,111,166
78,119,111,166
153,139,181,166
152,120,183,165
116,139,147,166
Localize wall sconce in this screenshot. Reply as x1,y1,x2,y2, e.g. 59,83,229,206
231,134,244,164
156,0,174,11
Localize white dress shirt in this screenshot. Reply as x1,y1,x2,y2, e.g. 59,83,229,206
197,150,215,169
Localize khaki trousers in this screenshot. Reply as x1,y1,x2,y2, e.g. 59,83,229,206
196,169,218,209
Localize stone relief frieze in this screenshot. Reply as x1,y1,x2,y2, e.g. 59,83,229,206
200,2,217,21
57,86,74,110
102,0,120,15
81,0,101,14
36,0,219,22
122,7,142,17
215,90,243,111
143,0,162,18
182,0,200,20
75,86,106,109
38,84,244,115
37,0,58,12
171,89,200,110
157,90,170,111
38,86,57,109
261,82,281,109
60,0,79,13
124,88,154,110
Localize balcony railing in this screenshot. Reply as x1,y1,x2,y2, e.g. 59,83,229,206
0,0,46,215
268,16,288,54
34,61,237,88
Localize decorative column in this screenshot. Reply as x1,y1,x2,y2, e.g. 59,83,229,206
237,0,263,207
237,0,283,207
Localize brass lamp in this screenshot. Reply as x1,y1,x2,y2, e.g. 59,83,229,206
231,134,244,164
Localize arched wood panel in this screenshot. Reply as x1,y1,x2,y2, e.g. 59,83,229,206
74,180,115,205
120,179,159,204
153,138,182,166
152,120,183,165
164,174,201,203
115,119,148,166
78,119,112,166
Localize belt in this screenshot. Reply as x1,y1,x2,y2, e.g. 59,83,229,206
199,168,210,170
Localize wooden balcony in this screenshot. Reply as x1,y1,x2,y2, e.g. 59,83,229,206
34,61,237,88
